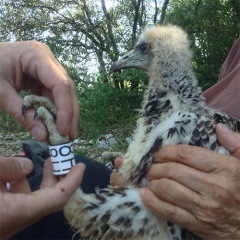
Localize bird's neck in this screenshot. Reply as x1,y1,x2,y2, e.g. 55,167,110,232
169,72,204,107
148,59,205,108
142,72,206,123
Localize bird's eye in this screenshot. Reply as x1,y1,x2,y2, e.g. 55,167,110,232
136,42,149,52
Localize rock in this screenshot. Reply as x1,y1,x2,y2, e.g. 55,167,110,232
96,134,118,149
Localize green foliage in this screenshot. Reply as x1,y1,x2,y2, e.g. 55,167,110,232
0,90,31,133
166,0,240,89
0,111,25,133
1,0,239,91
78,81,144,138
0,0,240,137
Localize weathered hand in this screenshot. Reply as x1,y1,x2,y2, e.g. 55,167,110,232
140,123,240,239
0,156,85,239
0,41,79,141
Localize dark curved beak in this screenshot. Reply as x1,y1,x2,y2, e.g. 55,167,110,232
110,49,149,73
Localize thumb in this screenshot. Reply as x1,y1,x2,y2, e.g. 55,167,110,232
216,123,240,158
114,157,123,170
0,157,33,181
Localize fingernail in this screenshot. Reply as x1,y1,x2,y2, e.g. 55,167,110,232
17,158,33,174
74,163,86,173
79,163,86,171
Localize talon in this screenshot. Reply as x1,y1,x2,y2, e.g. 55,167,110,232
50,111,57,120
22,104,26,118
21,95,69,145
34,111,38,120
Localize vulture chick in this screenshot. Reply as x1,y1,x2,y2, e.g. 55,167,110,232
64,25,240,240
22,25,240,240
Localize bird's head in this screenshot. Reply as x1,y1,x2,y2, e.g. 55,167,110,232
110,25,193,82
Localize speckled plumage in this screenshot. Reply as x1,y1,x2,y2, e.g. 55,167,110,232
22,25,240,240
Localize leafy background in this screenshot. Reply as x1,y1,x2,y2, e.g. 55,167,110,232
0,0,239,140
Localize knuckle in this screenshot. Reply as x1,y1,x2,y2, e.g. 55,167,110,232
158,178,172,193
203,198,222,214
198,186,229,212
177,145,194,161
149,178,172,196
24,41,51,58
28,40,47,49
225,159,240,175
25,40,43,50
162,205,178,219
163,162,180,178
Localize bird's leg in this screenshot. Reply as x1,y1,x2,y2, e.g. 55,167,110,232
22,95,69,145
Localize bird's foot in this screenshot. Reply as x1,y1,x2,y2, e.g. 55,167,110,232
22,95,69,145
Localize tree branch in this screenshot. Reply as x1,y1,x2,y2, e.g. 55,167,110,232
159,0,169,24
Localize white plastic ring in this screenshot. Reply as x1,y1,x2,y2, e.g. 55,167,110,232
49,142,75,175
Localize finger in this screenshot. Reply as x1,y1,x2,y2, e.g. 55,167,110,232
154,145,225,172
140,188,198,229
54,162,85,199
45,55,79,139
147,162,214,192
42,81,79,140
40,158,59,188
216,123,240,158
39,58,78,138
31,163,86,215
114,157,123,170
44,74,78,139
147,178,202,213
110,172,129,187
0,163,85,238
54,84,74,137
10,177,31,193
0,157,33,181
19,41,79,139
68,85,80,140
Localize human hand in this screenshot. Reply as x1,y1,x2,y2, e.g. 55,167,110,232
0,156,85,239
0,41,79,142
140,123,240,239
